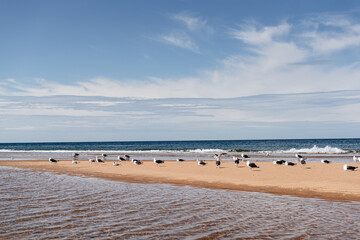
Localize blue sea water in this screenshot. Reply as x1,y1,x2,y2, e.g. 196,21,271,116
1,138,360,152
0,138,359,162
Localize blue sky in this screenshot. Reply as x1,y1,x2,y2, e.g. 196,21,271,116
1,0,360,142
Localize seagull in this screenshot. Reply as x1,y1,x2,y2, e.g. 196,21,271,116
246,161,259,169
96,156,104,163
125,155,130,160
153,158,164,166
118,156,126,161
299,158,306,167
233,156,241,167
72,160,79,164
177,158,185,162
241,153,249,158
113,162,120,166
344,164,358,171
133,159,142,165
353,156,360,163
285,161,296,166
49,158,58,163
295,154,303,159
216,159,221,168
89,159,96,163
73,153,79,158
101,154,107,160
321,159,331,164
273,160,286,165
197,159,206,166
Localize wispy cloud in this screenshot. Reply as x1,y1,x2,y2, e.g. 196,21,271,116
157,11,212,53
300,14,360,54
171,11,213,33
159,31,199,52
230,22,291,45
3,14,360,100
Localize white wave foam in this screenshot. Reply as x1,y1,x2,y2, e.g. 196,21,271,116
0,149,226,154
275,145,347,154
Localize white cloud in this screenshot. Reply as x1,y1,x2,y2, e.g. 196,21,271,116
300,15,360,54
5,126,39,131
160,32,199,52
76,101,131,106
171,11,212,33
3,14,360,100
231,22,291,45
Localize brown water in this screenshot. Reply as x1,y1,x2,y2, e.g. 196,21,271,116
1,166,359,239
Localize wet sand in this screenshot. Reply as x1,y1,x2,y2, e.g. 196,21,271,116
1,160,359,202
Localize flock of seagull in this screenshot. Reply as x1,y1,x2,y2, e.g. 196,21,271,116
48,152,359,171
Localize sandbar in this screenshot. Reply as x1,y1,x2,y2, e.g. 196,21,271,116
1,160,359,202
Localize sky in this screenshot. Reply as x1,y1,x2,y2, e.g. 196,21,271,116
1,0,360,142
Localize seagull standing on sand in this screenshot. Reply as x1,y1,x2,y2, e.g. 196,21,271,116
72,160,79,164
89,159,95,163
233,156,241,167
321,159,331,164
113,162,120,166
49,158,58,163
353,156,360,163
285,161,296,166
197,159,206,166
96,156,104,163
177,158,185,162
273,160,286,165
118,156,126,161
344,164,358,171
214,153,225,168
153,158,164,166
246,161,259,169
125,155,130,161
299,158,306,167
295,154,303,159
132,159,142,165
216,159,221,168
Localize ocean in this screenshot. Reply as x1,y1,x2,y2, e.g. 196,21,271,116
1,138,360,239
0,138,359,162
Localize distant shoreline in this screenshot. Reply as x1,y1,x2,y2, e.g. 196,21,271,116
1,160,359,202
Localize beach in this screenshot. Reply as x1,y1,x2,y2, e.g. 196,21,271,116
1,160,359,202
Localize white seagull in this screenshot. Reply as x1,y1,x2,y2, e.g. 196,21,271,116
96,156,104,163
153,158,164,166
299,158,306,167
49,158,58,163
197,159,206,166
233,156,241,167
113,162,120,166
321,159,331,164
133,159,142,165
344,164,358,171
246,161,259,169
72,160,79,164
353,156,360,163
285,161,296,166
273,160,286,165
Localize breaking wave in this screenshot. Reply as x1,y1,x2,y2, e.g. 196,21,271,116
275,145,347,154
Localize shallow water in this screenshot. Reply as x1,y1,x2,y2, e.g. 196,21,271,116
1,167,359,239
